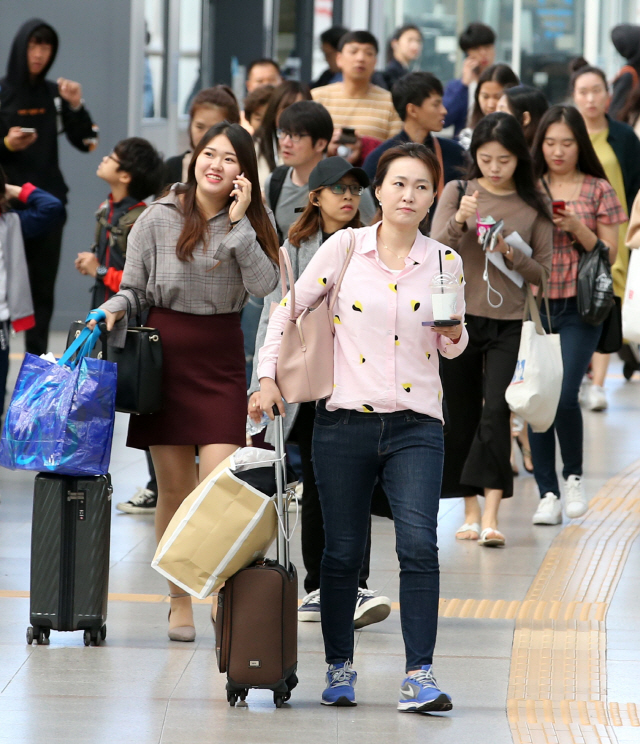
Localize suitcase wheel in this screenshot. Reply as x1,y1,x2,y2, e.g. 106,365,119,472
227,692,238,707
274,693,285,708
100,624,107,641
27,626,50,646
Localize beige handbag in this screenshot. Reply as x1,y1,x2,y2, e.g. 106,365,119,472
274,228,356,404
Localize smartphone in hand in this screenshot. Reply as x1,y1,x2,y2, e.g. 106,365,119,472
552,200,566,215
19,127,36,134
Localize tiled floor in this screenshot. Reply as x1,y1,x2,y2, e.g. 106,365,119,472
0,334,639,743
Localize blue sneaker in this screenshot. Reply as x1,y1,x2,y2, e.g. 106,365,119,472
321,662,357,706
397,665,452,713
298,589,321,622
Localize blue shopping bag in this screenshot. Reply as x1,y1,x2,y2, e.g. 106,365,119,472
0,312,117,476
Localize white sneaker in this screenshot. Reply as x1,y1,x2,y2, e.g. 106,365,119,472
587,385,607,411
116,487,157,514
354,589,392,629
564,475,588,518
532,493,562,525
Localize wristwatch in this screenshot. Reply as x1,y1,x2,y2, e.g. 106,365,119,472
96,265,108,280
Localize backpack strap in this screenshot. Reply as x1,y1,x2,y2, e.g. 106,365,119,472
269,165,290,212
615,65,639,89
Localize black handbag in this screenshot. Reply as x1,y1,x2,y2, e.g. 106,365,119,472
596,295,623,354
66,294,163,415
576,239,615,326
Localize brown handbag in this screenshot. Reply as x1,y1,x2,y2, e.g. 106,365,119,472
274,228,356,404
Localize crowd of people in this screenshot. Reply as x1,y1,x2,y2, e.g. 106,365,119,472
3,13,640,715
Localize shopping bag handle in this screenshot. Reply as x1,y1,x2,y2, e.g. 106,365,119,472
58,310,106,368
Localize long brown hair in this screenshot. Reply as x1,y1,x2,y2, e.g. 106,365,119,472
288,191,362,248
175,122,279,263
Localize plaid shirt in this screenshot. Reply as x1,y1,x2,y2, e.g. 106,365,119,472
546,175,627,299
101,189,279,346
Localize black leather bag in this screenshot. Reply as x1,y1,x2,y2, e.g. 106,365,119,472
576,240,615,326
595,295,622,354
66,295,163,415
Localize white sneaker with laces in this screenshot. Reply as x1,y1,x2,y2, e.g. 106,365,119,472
564,475,588,519
116,487,157,514
298,589,321,622
587,384,607,411
532,493,562,525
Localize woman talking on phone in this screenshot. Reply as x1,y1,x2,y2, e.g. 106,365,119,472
92,122,279,642
528,105,626,524
258,143,467,712
431,112,552,547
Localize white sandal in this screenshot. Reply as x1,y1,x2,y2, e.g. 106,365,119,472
455,522,481,540
478,528,505,548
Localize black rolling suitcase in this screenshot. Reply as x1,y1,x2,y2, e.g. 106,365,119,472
215,409,299,708
27,473,112,647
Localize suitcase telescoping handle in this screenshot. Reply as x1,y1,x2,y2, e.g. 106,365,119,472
272,405,290,570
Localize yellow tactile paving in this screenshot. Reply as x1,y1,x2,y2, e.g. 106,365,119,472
507,460,640,744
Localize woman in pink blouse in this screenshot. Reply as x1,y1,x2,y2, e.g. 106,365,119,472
258,143,467,712
528,105,626,525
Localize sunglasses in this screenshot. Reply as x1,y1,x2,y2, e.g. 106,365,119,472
324,184,364,196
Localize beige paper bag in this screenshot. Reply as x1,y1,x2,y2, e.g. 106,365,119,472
152,454,277,598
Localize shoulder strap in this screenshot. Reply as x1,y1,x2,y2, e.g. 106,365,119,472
431,136,445,198
278,228,357,327
456,179,467,209
94,203,109,247
269,165,289,211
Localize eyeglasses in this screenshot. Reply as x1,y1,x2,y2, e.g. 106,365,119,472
276,129,310,143
107,153,121,165
325,184,364,196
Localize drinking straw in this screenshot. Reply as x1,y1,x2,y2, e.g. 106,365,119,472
438,251,443,293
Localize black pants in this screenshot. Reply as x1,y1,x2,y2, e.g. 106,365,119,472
145,450,157,493
24,221,66,356
441,315,522,499
289,402,371,594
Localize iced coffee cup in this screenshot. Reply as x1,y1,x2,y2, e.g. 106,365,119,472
476,215,496,244
428,272,460,327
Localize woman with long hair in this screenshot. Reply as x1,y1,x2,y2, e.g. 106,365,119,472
527,105,626,523
570,58,640,410
91,122,279,642
497,84,549,148
248,157,392,629
458,64,519,149
253,81,312,188
431,112,552,547
162,86,240,187
258,143,466,711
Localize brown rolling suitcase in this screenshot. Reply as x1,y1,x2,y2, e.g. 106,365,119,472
215,409,298,708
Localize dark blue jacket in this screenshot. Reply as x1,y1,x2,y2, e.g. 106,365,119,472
363,130,467,184
442,78,469,137
11,182,64,240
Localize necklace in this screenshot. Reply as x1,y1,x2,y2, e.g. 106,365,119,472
547,171,582,201
379,239,410,260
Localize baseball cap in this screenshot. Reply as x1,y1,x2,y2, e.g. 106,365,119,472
308,157,370,192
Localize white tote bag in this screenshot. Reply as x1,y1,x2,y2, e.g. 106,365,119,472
622,250,640,343
505,287,563,433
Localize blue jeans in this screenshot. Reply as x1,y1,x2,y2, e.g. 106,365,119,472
312,401,444,672
528,297,603,496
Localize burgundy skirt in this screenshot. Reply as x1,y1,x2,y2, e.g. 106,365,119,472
127,308,246,450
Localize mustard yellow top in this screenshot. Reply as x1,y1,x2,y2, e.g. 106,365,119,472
590,128,629,295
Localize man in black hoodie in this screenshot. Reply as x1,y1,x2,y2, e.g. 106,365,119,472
610,24,640,120
0,19,98,355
